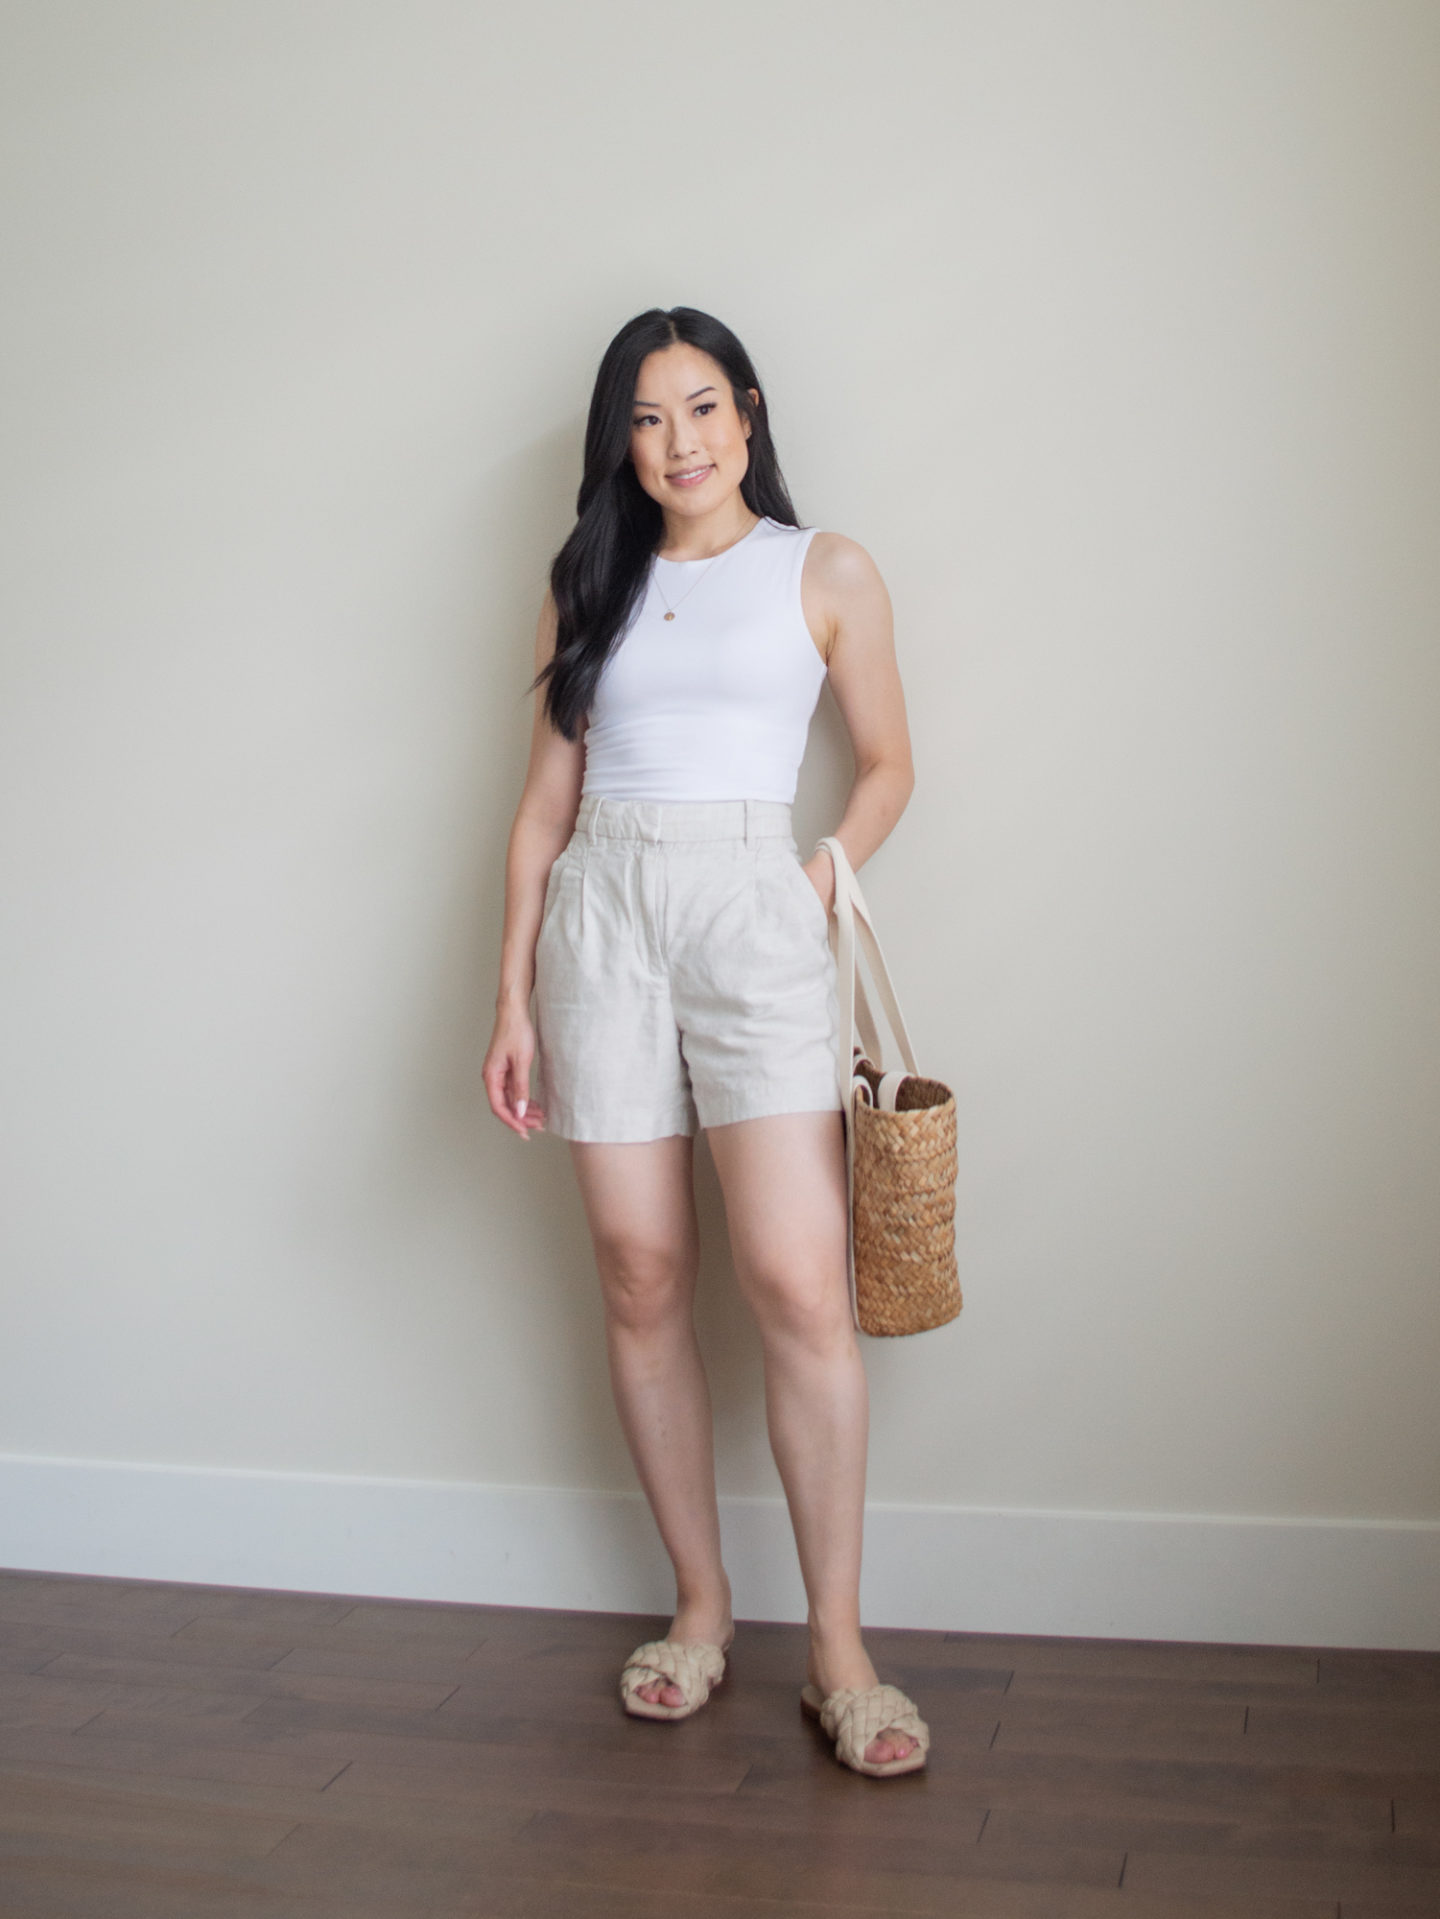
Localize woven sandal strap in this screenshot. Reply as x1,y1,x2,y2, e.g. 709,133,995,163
820,1683,930,1764
620,1639,725,1702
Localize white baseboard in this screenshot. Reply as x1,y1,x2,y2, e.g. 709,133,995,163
2,1453,1437,1650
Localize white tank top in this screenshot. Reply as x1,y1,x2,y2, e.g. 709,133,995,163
580,515,826,803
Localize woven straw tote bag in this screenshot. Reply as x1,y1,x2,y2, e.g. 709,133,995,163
815,835,961,1338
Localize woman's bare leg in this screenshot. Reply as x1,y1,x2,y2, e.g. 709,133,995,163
568,1132,733,1707
704,1108,917,1765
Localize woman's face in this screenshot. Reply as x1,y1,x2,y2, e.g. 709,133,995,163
629,344,758,519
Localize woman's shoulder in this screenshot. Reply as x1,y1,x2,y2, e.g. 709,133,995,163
796,526,887,594
793,528,891,670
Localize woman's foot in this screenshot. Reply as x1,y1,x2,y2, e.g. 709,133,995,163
807,1631,919,1766
632,1594,735,1710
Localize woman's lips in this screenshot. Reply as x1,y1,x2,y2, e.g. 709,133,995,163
668,464,714,487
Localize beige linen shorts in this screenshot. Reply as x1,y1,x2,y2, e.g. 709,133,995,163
533,794,845,1142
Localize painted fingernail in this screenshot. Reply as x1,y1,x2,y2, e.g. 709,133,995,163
517,1098,527,1118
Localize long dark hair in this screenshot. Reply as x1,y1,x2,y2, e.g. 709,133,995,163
531,306,804,739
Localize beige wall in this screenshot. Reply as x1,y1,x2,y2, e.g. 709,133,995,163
3,1,1438,1579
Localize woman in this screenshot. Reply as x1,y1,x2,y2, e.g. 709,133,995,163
483,306,928,1778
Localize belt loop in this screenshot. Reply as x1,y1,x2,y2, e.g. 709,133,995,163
744,797,757,850
587,795,605,845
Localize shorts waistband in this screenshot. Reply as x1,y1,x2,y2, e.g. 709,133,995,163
576,794,794,844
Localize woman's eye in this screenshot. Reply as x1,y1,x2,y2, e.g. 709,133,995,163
695,403,715,415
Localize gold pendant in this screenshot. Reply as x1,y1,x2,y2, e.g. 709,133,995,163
664,611,675,620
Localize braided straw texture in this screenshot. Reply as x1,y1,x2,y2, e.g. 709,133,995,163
619,1639,727,1718
852,1064,961,1337
818,1683,931,1774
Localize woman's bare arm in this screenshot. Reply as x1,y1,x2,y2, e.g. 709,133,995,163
800,533,916,907
484,589,586,1136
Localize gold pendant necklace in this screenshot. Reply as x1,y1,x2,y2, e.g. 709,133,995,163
652,519,757,620
652,555,719,621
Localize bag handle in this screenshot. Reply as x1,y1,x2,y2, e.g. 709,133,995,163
816,835,920,1104
815,834,920,1331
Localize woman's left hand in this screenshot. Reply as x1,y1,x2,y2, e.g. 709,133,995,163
802,851,835,916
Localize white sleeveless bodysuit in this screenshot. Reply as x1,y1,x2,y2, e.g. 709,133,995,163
580,515,826,803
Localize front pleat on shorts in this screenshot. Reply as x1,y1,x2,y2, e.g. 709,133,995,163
533,797,844,1143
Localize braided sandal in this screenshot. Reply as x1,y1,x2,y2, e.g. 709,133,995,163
800,1681,930,1777
620,1638,730,1721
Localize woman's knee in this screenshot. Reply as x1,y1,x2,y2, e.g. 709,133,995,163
741,1261,854,1354
593,1230,694,1333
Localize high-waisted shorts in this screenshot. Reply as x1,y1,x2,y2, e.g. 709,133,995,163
533,794,845,1142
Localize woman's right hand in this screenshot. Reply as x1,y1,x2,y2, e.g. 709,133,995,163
483,1006,547,1141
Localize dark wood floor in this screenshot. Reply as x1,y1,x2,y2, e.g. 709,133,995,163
1,1568,1439,1915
